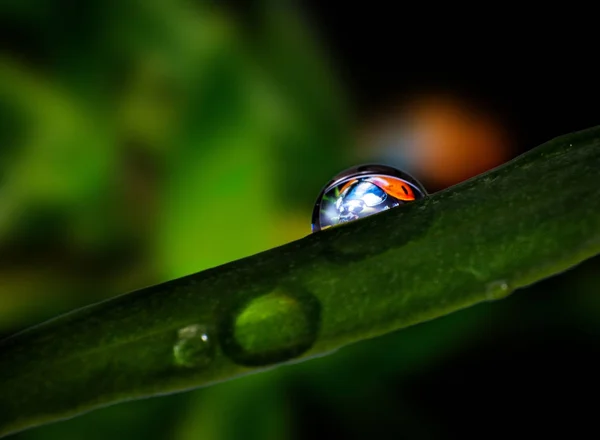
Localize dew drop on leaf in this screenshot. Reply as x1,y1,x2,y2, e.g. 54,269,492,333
173,324,215,368
311,164,427,232
219,285,321,366
485,280,512,300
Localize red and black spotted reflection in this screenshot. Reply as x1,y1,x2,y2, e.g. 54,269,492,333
311,165,427,232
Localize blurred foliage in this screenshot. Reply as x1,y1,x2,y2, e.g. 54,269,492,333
1,0,599,439
0,0,351,330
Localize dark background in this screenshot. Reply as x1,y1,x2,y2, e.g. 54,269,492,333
1,2,599,439
303,3,600,153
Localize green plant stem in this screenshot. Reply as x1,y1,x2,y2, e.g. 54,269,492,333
2,126,600,437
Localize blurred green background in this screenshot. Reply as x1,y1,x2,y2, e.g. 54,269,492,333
1,1,599,439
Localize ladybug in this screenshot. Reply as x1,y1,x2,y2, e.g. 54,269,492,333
312,164,427,232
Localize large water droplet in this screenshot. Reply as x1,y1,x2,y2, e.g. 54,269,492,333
485,280,512,300
311,164,428,232
219,285,321,367
173,324,215,368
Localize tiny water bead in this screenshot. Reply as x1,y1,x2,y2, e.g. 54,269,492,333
173,324,215,368
312,164,428,232
485,280,513,301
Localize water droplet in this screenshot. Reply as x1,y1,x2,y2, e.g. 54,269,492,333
219,285,321,366
173,324,215,368
485,280,512,300
311,164,427,233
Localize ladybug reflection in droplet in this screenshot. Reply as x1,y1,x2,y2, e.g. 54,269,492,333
335,176,416,223
312,165,427,232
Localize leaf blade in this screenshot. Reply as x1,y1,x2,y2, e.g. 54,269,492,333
1,126,600,437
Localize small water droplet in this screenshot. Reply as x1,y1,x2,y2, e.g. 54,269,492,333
173,324,215,368
219,285,321,366
485,280,512,300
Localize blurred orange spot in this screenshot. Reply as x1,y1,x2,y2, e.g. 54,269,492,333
408,97,509,186
362,94,512,188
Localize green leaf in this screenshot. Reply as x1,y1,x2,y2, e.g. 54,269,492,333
2,126,600,437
